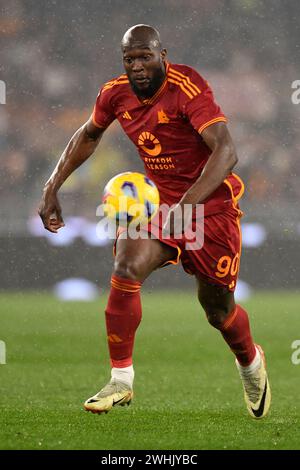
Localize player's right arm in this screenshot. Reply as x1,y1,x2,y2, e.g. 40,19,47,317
38,117,105,233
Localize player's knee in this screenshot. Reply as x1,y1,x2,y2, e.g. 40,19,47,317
199,298,231,328
113,257,143,281
205,308,228,329
198,288,234,329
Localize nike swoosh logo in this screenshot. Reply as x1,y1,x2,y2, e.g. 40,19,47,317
113,395,129,406
251,379,268,418
87,396,105,403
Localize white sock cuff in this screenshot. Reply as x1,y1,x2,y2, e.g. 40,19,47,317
238,346,261,373
111,365,134,388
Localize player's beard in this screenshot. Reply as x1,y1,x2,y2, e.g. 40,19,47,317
129,68,166,99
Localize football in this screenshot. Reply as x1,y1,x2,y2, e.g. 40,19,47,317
102,172,160,226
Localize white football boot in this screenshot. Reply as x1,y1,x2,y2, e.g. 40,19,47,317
84,379,133,414
236,344,271,419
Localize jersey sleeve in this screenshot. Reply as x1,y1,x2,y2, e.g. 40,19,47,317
183,71,227,135
92,86,116,129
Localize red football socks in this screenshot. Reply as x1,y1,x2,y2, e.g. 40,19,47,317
219,304,256,366
105,275,142,368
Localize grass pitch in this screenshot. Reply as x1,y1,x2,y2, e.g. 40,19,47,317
0,290,299,450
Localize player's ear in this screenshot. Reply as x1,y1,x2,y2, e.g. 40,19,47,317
160,48,167,61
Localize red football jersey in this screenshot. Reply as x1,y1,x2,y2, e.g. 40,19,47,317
92,62,243,215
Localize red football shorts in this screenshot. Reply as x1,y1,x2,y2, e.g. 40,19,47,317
179,206,242,291
114,203,242,292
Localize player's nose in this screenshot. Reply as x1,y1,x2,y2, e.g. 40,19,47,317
131,59,144,72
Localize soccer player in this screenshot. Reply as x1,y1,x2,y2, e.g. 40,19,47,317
39,25,271,418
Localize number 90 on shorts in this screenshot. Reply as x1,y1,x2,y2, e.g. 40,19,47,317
215,253,240,279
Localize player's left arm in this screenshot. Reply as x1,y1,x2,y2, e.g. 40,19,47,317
163,121,237,237
180,121,237,205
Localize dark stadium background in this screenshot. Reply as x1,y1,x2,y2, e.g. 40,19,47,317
1,0,299,294
0,0,299,451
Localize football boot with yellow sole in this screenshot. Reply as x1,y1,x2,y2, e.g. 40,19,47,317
84,379,133,414
236,345,271,419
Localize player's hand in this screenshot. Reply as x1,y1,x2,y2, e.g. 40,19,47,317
162,202,193,238
38,190,65,233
